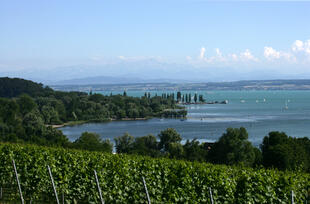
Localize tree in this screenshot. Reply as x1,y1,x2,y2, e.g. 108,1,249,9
177,91,181,102
123,90,127,96
183,139,207,162
23,110,44,128
261,131,309,171
116,109,126,119
167,142,184,159
199,95,205,102
150,101,161,113
0,77,51,98
132,134,160,157
0,98,19,125
189,93,192,103
208,127,256,167
158,128,182,152
115,132,134,153
194,93,198,103
17,94,37,116
41,105,61,124
42,127,70,147
73,132,113,152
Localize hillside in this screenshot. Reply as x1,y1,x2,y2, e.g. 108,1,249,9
0,77,53,98
0,143,309,203
0,77,186,148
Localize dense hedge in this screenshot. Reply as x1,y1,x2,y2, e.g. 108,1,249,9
0,143,309,203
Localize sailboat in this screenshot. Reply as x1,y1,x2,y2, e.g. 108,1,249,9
284,100,288,110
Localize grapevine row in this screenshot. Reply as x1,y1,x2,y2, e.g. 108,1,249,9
0,143,309,203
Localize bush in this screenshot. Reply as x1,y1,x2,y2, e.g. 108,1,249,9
73,132,113,153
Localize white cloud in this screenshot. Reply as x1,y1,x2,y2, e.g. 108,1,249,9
215,48,226,62
215,48,222,57
292,40,304,52
239,49,258,61
198,48,226,63
114,39,310,70
199,47,206,59
289,39,310,63
264,46,295,62
264,47,280,60
195,46,259,65
194,39,310,66
194,47,259,65
306,40,310,55
292,39,310,55
230,54,238,61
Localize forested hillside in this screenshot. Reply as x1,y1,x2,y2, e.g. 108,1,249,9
0,77,186,146
0,77,53,98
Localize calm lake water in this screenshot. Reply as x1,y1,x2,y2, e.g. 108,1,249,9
59,90,310,146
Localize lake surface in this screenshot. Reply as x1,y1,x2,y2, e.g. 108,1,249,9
59,90,310,146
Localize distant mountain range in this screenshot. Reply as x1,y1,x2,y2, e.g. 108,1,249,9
50,79,310,92
4,59,310,85
50,76,196,85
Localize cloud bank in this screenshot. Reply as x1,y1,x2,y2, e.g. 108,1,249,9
188,39,310,67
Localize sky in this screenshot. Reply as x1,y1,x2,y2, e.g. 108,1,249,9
1,0,310,82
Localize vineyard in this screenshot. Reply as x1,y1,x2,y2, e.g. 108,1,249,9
0,143,309,203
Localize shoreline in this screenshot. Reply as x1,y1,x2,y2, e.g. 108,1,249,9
50,117,151,128
49,116,189,129
179,100,228,105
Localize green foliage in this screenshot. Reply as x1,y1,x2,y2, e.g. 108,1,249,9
0,78,185,151
17,94,37,116
261,131,310,171
0,143,309,203
0,95,68,147
0,77,186,124
0,98,19,125
73,132,113,153
131,134,160,157
194,93,198,103
183,139,207,162
199,94,205,102
167,142,184,158
158,128,182,152
0,77,53,98
114,132,135,153
209,127,258,166
177,91,181,102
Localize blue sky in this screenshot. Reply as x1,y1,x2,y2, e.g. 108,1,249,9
1,0,310,82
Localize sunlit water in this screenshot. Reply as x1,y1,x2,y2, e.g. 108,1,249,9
59,90,310,146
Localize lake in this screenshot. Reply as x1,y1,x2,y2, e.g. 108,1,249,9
59,90,310,146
